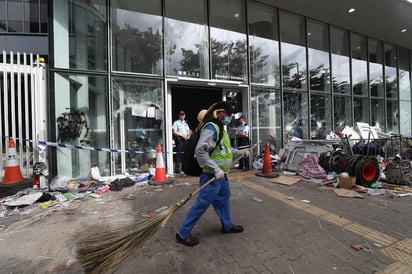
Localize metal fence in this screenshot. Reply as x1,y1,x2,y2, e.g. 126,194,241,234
1,51,47,180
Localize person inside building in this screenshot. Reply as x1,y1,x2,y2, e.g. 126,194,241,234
175,101,249,246
292,118,303,139
235,114,250,171
172,110,191,174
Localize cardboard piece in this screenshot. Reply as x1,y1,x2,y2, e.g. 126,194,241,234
334,188,364,198
268,175,302,186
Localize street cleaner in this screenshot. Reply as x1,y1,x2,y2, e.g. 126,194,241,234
176,101,249,246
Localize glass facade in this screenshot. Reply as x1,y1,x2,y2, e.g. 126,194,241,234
0,0,47,33
50,0,412,177
250,86,281,149
280,11,306,90
53,72,109,177
165,0,208,78
399,47,412,135
307,19,330,92
248,2,279,86
53,0,107,71
111,78,163,172
210,0,247,81
111,1,162,74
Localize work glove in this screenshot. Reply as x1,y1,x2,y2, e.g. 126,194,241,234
215,169,225,180
243,150,250,158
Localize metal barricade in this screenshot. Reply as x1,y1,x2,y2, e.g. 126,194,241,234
1,51,47,180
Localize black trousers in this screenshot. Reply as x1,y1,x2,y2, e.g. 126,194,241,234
237,136,250,170
174,137,185,172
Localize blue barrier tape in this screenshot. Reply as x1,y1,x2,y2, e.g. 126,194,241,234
2,136,173,155
2,136,253,156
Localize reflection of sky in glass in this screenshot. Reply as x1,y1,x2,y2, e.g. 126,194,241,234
249,35,279,86
282,43,305,68
165,18,208,75
115,9,161,31
331,55,350,87
351,59,367,84
369,63,383,86
385,67,397,82
308,48,328,69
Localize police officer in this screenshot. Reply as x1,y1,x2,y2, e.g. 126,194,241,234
235,114,250,171
172,110,190,173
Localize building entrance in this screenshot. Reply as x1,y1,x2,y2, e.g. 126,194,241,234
166,83,249,175
171,86,222,131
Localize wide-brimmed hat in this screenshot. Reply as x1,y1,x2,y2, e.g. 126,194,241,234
197,109,208,123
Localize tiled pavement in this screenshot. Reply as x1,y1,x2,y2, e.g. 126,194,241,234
1,170,411,274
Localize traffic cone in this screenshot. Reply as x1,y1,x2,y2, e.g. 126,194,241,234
2,138,25,185
256,142,279,178
148,144,174,185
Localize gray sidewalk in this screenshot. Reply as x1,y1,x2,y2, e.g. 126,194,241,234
0,171,411,273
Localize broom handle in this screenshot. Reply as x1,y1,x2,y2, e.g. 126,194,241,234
175,144,258,208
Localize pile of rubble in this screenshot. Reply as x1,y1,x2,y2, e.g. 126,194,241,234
255,122,412,198
0,168,154,218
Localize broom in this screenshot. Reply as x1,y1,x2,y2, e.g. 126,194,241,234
76,145,257,274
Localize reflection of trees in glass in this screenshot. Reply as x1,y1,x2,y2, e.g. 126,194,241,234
309,64,330,91
113,24,162,73
249,44,272,82
370,78,384,97
211,38,247,80
385,74,398,98
179,47,201,76
283,63,305,89
332,77,350,94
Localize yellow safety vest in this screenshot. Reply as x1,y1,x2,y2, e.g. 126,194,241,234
202,122,233,174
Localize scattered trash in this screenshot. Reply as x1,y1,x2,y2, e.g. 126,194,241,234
367,189,386,196
251,196,264,203
154,206,169,213
4,192,43,207
301,200,310,203
394,193,412,198
39,200,58,210
351,243,373,254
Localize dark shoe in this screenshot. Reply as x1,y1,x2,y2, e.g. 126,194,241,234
221,224,244,234
176,233,199,246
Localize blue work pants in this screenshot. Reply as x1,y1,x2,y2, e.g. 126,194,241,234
178,172,233,239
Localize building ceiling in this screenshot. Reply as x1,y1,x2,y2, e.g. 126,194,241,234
259,0,412,50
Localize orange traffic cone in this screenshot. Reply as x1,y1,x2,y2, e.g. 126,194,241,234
2,138,25,185
148,144,174,185
256,142,279,178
